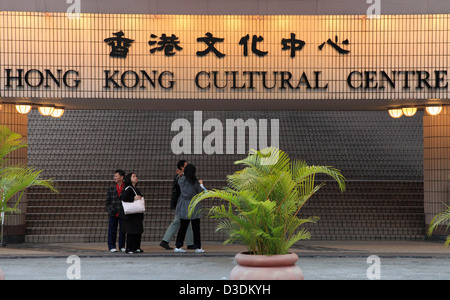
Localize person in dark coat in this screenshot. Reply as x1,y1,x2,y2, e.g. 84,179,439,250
119,172,144,254
105,169,126,252
174,164,207,253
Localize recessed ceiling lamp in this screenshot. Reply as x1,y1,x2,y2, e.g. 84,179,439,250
402,107,417,117
15,104,32,114
388,108,403,118
38,106,55,116
425,106,442,116
51,108,65,118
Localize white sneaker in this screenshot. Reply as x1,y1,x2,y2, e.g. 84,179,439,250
174,248,186,253
195,248,205,253
109,248,117,253
120,248,126,252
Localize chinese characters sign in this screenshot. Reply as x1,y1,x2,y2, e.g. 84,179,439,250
104,30,350,58
0,12,449,106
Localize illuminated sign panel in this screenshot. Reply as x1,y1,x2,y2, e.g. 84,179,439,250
0,12,449,103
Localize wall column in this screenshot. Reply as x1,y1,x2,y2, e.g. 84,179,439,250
0,104,28,243
423,106,450,238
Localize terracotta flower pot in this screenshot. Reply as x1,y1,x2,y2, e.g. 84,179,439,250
230,252,304,280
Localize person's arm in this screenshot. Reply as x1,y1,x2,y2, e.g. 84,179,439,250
105,187,116,215
195,180,207,193
199,179,207,191
120,187,136,203
170,176,180,209
135,187,143,198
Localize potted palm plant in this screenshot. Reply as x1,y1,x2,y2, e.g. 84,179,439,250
0,125,57,247
188,147,346,280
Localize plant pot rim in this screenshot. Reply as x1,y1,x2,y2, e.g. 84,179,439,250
235,251,299,267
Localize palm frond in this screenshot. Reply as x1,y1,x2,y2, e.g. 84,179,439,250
0,125,27,162
0,126,58,219
188,147,345,255
428,203,450,246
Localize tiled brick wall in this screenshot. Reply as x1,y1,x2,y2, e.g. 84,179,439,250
25,179,424,243
423,106,450,235
28,110,423,181
25,110,425,242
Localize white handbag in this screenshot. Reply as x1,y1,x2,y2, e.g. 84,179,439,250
122,186,145,215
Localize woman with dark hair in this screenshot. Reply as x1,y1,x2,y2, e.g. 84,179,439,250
174,164,207,253
119,172,144,254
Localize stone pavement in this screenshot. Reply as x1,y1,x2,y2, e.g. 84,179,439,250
0,240,449,258
0,240,449,280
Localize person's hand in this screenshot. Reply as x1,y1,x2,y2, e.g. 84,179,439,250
134,195,142,200
199,179,203,185
176,169,183,176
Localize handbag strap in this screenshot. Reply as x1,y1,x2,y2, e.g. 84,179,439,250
125,186,138,196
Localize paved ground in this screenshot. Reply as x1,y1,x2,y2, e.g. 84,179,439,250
1,255,450,280
0,240,449,280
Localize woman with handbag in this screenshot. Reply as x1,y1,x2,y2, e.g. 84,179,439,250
119,172,145,254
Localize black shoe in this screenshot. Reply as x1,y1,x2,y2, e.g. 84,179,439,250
160,241,173,250
187,245,196,250
135,248,144,253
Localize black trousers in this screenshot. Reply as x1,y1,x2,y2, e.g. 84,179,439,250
176,218,201,249
126,233,142,251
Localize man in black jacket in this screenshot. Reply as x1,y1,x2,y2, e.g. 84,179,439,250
160,160,194,250
106,169,126,252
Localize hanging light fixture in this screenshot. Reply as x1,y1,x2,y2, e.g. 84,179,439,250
15,104,32,114
402,107,417,117
51,107,65,118
388,108,403,118
38,106,55,116
425,106,442,116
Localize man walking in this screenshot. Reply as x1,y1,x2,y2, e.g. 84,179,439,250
106,169,126,252
160,160,194,250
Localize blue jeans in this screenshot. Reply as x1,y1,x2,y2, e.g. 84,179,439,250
108,215,125,250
